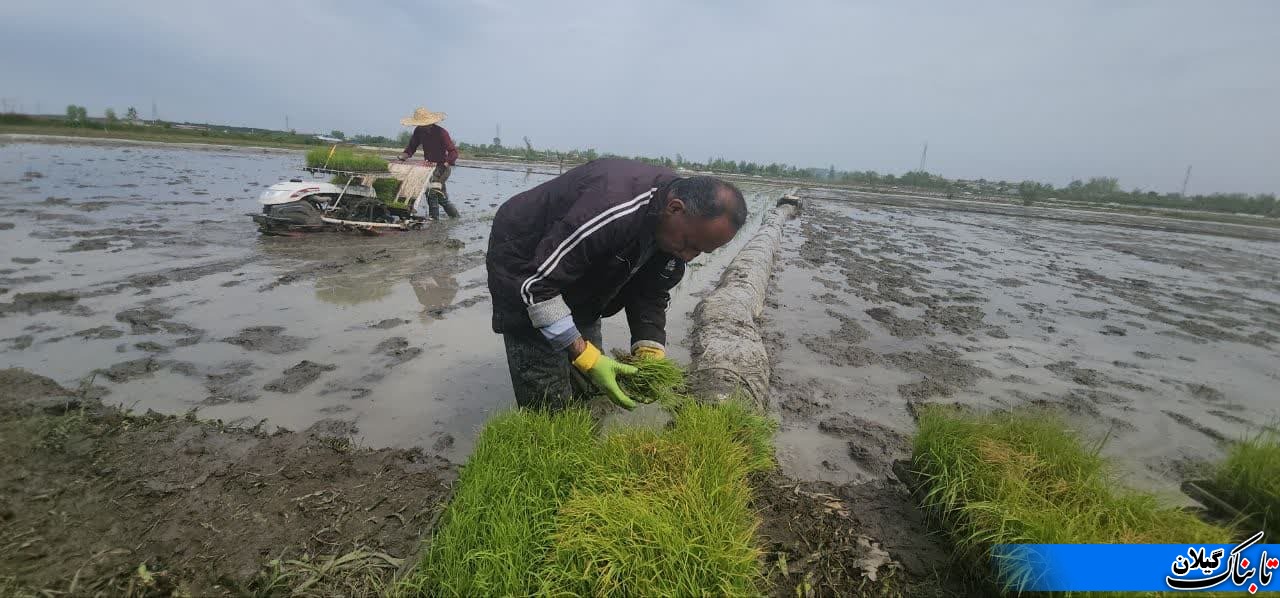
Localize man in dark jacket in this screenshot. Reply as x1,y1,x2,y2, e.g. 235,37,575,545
487,158,747,410
395,106,459,219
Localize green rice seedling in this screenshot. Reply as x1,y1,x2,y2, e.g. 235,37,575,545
1214,428,1280,537
615,354,689,408
911,405,1233,595
305,147,388,172
371,178,403,204
327,175,402,205
398,399,775,597
397,409,598,597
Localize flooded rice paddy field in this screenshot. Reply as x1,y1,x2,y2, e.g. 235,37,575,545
0,139,778,462
766,187,1280,498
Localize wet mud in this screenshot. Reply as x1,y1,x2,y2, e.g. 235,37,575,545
263,360,337,393
754,471,974,596
0,140,784,463
764,192,1280,500
0,368,454,596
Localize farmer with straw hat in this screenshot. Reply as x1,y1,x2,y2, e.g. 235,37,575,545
397,107,459,220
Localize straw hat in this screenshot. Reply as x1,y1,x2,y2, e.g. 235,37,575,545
400,107,446,127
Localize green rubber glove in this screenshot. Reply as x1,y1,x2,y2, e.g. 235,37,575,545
572,342,639,410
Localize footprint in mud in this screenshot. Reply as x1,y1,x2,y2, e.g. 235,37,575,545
372,337,423,368
817,413,910,479
222,326,308,354
263,360,336,393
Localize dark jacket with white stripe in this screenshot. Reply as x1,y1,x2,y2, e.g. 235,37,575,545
486,158,684,351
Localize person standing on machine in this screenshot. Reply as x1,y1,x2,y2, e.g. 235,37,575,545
396,106,459,219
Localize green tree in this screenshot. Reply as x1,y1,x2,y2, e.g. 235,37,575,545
1018,180,1051,206
125,106,139,122
65,104,81,126
104,108,118,126
76,106,88,123
330,130,345,140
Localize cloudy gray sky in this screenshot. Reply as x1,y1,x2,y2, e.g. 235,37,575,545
3,1,1277,194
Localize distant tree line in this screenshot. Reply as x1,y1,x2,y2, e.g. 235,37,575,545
5,106,1274,217
449,138,1277,218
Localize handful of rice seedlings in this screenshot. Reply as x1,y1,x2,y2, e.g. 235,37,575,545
614,353,689,408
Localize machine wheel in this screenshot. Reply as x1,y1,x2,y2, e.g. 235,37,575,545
265,200,324,226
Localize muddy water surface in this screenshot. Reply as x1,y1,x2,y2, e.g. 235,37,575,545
767,189,1280,499
0,139,780,460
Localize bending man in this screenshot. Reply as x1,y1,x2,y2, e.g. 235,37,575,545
487,157,747,410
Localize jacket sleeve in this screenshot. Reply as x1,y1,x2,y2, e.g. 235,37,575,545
523,180,659,350
402,128,420,157
441,129,458,165
622,254,684,351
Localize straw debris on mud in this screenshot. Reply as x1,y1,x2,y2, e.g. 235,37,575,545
0,368,454,597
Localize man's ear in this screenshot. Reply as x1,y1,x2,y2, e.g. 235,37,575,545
666,197,686,215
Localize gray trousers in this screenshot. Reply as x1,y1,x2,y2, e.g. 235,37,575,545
502,320,601,411
424,164,459,219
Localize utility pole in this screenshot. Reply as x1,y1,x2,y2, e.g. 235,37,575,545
918,141,928,172
151,98,158,122
493,123,502,147
1180,165,1192,197
285,114,290,132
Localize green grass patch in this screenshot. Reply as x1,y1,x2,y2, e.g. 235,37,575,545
305,147,388,172
911,405,1234,594
1213,428,1280,537
397,399,775,596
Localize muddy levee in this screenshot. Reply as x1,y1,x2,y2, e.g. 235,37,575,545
766,187,1280,499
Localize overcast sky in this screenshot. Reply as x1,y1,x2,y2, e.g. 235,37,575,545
2,1,1277,194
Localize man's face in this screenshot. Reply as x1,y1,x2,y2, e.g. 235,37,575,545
655,197,739,262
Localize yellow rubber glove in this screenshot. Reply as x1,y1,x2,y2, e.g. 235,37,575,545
572,342,638,409
632,345,666,360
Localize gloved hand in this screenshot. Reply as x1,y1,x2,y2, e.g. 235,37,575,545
572,342,638,409
632,345,665,360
